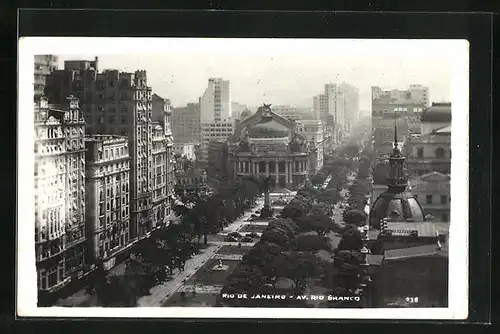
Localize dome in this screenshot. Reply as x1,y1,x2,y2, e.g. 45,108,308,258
247,119,290,138
421,102,451,122
369,189,425,228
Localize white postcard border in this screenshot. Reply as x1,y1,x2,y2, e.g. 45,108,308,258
17,37,469,319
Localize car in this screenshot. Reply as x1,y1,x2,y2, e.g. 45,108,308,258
240,237,254,243
246,232,259,238
224,236,238,242
228,232,242,238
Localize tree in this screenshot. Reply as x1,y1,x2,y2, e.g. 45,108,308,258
342,143,359,159
343,209,367,226
337,226,363,251
223,265,264,294
282,252,321,292
296,215,333,236
260,226,292,249
291,234,332,252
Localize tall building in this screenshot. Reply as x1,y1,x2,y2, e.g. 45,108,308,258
84,135,131,270
34,55,59,99
45,61,169,240
313,83,352,145
338,83,360,137
371,85,428,156
200,77,232,123
152,93,172,125
199,119,235,164
224,104,313,190
295,120,324,176
171,102,201,142
34,96,86,295
173,142,197,161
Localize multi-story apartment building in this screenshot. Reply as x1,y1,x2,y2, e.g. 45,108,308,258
45,61,165,240
34,96,86,295
171,102,201,142
152,93,172,125
200,119,235,164
338,83,360,137
84,135,131,270
34,55,59,99
295,120,324,176
371,85,429,156
200,77,232,123
175,168,210,196
313,83,352,145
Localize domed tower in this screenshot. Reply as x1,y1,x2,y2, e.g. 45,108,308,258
369,126,426,229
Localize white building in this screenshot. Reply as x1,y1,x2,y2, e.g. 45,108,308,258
295,119,324,175
173,141,197,161
199,119,236,164
272,105,315,121
200,77,232,123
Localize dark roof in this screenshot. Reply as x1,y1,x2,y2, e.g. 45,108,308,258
247,119,291,138
421,102,451,122
369,190,425,228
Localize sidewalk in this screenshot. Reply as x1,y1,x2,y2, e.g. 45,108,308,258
137,197,264,307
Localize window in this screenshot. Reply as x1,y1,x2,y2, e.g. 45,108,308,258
426,195,433,204
440,195,448,204
435,147,445,158
417,148,424,158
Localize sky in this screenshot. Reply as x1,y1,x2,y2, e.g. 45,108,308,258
56,39,455,112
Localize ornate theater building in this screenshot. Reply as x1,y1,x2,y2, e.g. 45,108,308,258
225,104,313,190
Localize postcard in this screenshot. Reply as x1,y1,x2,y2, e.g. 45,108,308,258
17,37,469,319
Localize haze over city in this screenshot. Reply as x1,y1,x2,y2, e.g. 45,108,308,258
58,40,452,111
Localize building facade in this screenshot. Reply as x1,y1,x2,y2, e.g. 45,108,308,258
152,93,172,125
371,85,429,156
405,125,451,177
84,135,131,270
34,96,86,294
34,55,59,99
200,77,232,123
171,102,201,142
225,104,313,190
45,62,163,240
199,119,235,164
173,141,197,161
295,120,324,177
338,83,360,137
175,168,210,196
409,172,450,222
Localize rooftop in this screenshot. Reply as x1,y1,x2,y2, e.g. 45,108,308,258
384,242,448,261
421,102,452,123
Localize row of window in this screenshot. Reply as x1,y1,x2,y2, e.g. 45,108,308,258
416,194,449,205
415,147,448,159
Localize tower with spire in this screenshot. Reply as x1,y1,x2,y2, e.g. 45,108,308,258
368,124,426,229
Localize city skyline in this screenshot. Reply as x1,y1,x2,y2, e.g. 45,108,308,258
55,39,453,111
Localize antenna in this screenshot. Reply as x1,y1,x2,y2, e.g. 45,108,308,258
394,112,398,148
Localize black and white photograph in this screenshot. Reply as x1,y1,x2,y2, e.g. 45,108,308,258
17,37,469,319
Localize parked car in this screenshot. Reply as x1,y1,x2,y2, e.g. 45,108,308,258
224,236,239,242
240,237,254,243
228,232,243,238
246,232,259,238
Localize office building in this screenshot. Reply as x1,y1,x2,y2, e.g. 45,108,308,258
34,96,86,295
45,61,173,240
34,55,59,99
272,105,315,122
171,102,201,142
84,135,131,270
295,120,324,176
409,172,450,222
200,77,232,123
